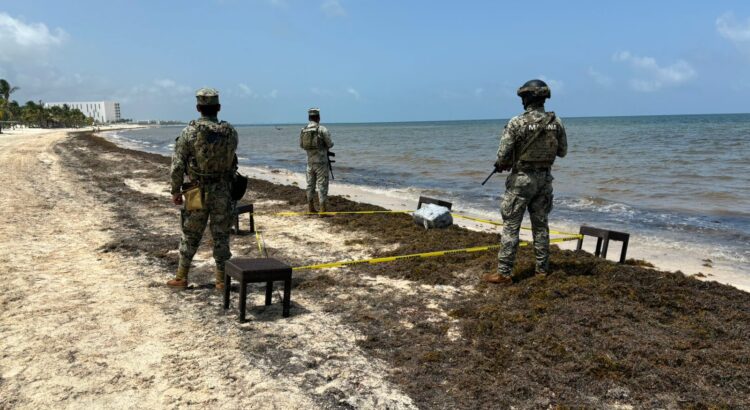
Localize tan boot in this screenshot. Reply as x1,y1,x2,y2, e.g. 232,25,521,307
167,266,189,288
308,199,317,213
482,273,513,285
215,267,225,290
319,201,328,217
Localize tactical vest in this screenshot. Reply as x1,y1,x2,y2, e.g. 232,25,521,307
515,112,559,166
188,120,236,179
300,125,322,150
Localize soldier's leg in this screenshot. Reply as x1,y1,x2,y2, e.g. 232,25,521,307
306,164,316,202
178,208,209,279
316,163,330,211
497,191,529,276
528,174,554,273
208,190,233,283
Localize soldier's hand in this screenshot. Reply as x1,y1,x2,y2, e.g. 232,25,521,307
495,158,510,172
172,194,183,206
494,159,505,172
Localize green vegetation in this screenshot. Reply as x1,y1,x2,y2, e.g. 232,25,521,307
0,78,95,133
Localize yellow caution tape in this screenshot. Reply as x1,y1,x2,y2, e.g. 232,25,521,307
292,235,581,271
254,229,265,256
255,210,413,217
452,213,580,237
251,209,579,237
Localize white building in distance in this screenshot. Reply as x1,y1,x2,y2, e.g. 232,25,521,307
44,101,121,123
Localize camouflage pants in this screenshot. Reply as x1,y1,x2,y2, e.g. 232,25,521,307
497,169,554,276
306,161,330,204
177,182,233,281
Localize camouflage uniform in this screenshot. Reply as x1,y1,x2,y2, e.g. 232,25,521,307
496,106,567,277
300,108,334,208
170,88,238,283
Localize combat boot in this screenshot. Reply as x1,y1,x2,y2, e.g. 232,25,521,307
482,273,513,285
307,199,317,213
215,267,226,290
167,266,189,288
319,201,328,216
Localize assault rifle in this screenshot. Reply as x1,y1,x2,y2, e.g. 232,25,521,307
327,151,336,180
481,169,497,186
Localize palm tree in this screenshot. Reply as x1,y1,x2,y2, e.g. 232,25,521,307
0,79,20,102
0,79,20,133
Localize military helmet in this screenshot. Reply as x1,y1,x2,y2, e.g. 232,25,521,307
517,79,551,99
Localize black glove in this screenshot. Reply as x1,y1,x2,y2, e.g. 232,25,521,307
494,159,508,172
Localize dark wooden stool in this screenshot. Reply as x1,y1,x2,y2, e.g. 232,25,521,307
417,196,453,210
232,203,255,235
223,258,292,321
576,225,630,263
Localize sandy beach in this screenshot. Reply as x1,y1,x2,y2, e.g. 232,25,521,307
1,130,749,408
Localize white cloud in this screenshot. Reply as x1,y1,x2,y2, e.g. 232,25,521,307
115,79,193,104
613,51,696,92
0,12,67,62
238,83,257,98
716,12,750,43
538,75,564,94
346,87,360,100
268,89,278,98
587,67,613,87
321,0,346,17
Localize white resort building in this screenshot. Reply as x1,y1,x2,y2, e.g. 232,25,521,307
44,101,121,123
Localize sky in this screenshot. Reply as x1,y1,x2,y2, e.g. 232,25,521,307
1,0,750,123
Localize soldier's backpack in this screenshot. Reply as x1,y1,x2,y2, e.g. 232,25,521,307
300,125,322,150
515,112,559,166
190,120,237,177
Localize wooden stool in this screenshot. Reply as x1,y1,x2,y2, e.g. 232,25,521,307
576,226,630,263
223,258,292,322
232,203,255,235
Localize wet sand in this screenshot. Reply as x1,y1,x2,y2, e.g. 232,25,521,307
1,131,749,408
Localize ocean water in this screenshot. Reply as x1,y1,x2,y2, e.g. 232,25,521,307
108,114,750,271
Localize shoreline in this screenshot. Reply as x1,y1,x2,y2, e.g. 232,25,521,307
242,164,750,293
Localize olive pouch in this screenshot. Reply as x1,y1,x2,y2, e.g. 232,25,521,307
182,183,204,211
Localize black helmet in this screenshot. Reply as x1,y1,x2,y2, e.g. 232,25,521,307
517,79,551,99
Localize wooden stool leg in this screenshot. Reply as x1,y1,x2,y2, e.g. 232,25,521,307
234,215,240,234
576,236,584,251
601,237,610,259
239,280,247,322
265,281,273,306
283,279,291,317
223,276,231,309
620,236,630,264
249,213,255,233
595,238,603,257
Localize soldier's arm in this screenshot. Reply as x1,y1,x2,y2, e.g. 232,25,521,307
556,119,568,158
321,127,334,149
496,120,516,167
170,130,189,195
230,127,239,172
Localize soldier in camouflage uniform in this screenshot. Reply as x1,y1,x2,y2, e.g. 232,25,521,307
167,88,239,289
300,107,334,213
483,79,568,285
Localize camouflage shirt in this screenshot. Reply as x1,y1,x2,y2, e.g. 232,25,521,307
497,106,567,169
300,121,334,164
170,116,239,194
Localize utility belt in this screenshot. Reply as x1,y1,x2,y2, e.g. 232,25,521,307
513,161,551,173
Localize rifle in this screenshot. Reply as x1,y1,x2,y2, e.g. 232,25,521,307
481,169,497,185
327,151,336,180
